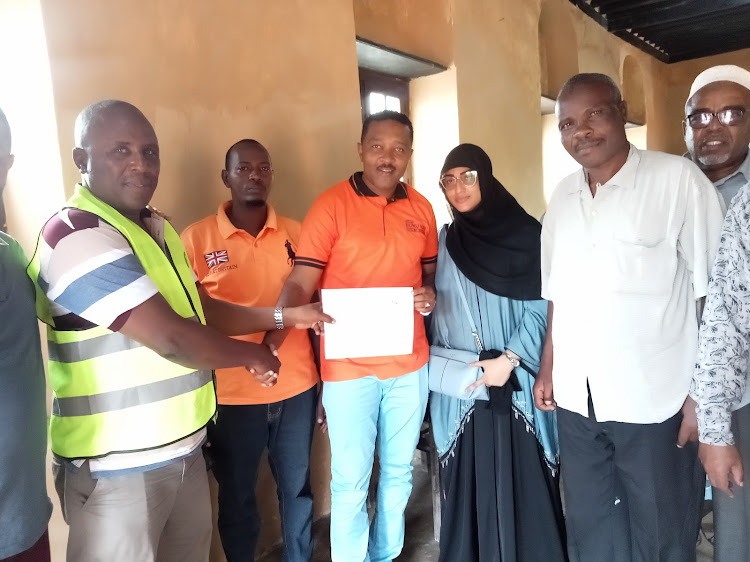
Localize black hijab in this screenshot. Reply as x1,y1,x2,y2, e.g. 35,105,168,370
442,144,542,300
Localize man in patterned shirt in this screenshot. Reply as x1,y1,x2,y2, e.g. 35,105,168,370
688,65,750,561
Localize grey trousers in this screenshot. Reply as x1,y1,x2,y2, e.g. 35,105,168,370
53,450,211,562
714,401,750,562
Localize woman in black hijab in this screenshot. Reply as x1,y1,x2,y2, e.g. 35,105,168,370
429,144,566,561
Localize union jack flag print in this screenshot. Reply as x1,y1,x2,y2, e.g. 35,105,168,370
205,250,229,268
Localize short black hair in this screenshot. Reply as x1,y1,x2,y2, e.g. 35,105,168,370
557,73,623,106
361,110,413,143
0,107,11,155
74,100,151,148
224,138,268,169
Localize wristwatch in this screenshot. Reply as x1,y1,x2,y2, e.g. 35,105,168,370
503,350,520,368
274,307,285,330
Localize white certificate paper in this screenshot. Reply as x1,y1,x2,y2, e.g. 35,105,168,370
321,287,414,360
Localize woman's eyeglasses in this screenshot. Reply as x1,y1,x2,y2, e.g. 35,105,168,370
439,170,478,190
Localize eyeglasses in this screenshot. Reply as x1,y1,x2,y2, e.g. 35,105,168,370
685,108,746,129
439,170,478,190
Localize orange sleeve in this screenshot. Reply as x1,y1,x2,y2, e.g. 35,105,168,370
295,192,338,270
180,225,207,282
420,203,439,265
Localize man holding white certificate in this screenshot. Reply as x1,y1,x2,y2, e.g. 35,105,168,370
264,110,438,562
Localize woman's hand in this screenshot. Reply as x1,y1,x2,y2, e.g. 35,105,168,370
465,355,514,393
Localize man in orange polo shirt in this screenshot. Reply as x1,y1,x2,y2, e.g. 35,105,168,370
181,139,319,562
264,111,438,562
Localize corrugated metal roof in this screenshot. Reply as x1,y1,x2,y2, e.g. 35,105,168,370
569,0,750,63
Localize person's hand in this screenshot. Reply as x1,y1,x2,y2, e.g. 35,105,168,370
316,387,328,433
465,355,514,392
700,442,744,497
413,286,436,314
533,362,556,411
283,303,335,335
677,396,699,448
246,343,281,387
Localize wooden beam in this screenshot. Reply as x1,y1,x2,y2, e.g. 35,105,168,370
608,0,750,33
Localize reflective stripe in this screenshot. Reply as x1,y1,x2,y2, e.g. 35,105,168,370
53,370,213,417
48,316,199,362
49,331,143,363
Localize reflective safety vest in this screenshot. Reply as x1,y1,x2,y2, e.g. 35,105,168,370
28,184,217,459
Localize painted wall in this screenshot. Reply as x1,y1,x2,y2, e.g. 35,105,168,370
353,0,454,67
0,0,64,254
452,0,548,218
40,0,364,233
410,67,459,227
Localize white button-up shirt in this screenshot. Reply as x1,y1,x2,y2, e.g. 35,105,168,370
542,145,724,423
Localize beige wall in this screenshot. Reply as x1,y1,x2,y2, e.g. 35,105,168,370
40,0,364,232
453,0,547,218
353,0,453,67
0,0,64,254
410,67,459,227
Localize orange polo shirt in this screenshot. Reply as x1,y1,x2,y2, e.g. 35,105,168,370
181,202,318,405
295,173,438,382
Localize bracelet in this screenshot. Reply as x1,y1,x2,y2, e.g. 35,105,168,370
503,350,520,368
274,307,284,330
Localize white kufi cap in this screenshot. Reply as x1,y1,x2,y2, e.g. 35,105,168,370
688,65,750,104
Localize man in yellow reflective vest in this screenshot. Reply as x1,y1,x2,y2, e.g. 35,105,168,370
28,100,331,562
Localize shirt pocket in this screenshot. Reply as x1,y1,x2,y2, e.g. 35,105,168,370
609,230,676,296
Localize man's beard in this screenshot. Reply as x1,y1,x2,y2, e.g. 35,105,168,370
243,199,266,208
698,152,731,167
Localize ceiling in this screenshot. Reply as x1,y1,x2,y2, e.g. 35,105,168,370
569,0,750,63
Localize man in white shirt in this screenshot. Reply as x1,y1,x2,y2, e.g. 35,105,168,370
687,64,750,562
535,73,724,561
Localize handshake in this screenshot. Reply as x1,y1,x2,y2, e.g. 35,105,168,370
247,302,334,387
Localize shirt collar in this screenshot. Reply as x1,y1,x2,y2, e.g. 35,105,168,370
714,146,750,188
349,172,408,201
217,201,277,240
570,143,640,194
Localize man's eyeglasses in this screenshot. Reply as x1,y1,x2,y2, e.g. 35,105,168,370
685,108,746,129
439,170,478,190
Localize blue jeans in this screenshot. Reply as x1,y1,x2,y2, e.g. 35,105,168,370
209,385,317,562
322,365,429,562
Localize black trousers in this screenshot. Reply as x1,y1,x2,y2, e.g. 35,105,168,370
557,404,704,562
209,385,317,562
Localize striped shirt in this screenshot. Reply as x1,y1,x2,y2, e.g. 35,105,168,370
38,206,204,476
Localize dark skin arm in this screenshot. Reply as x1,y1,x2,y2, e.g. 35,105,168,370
197,284,333,336
263,265,323,359
414,262,437,313
533,301,556,411
119,293,281,378
264,261,437,388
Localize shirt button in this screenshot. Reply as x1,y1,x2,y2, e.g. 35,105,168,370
592,210,597,217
